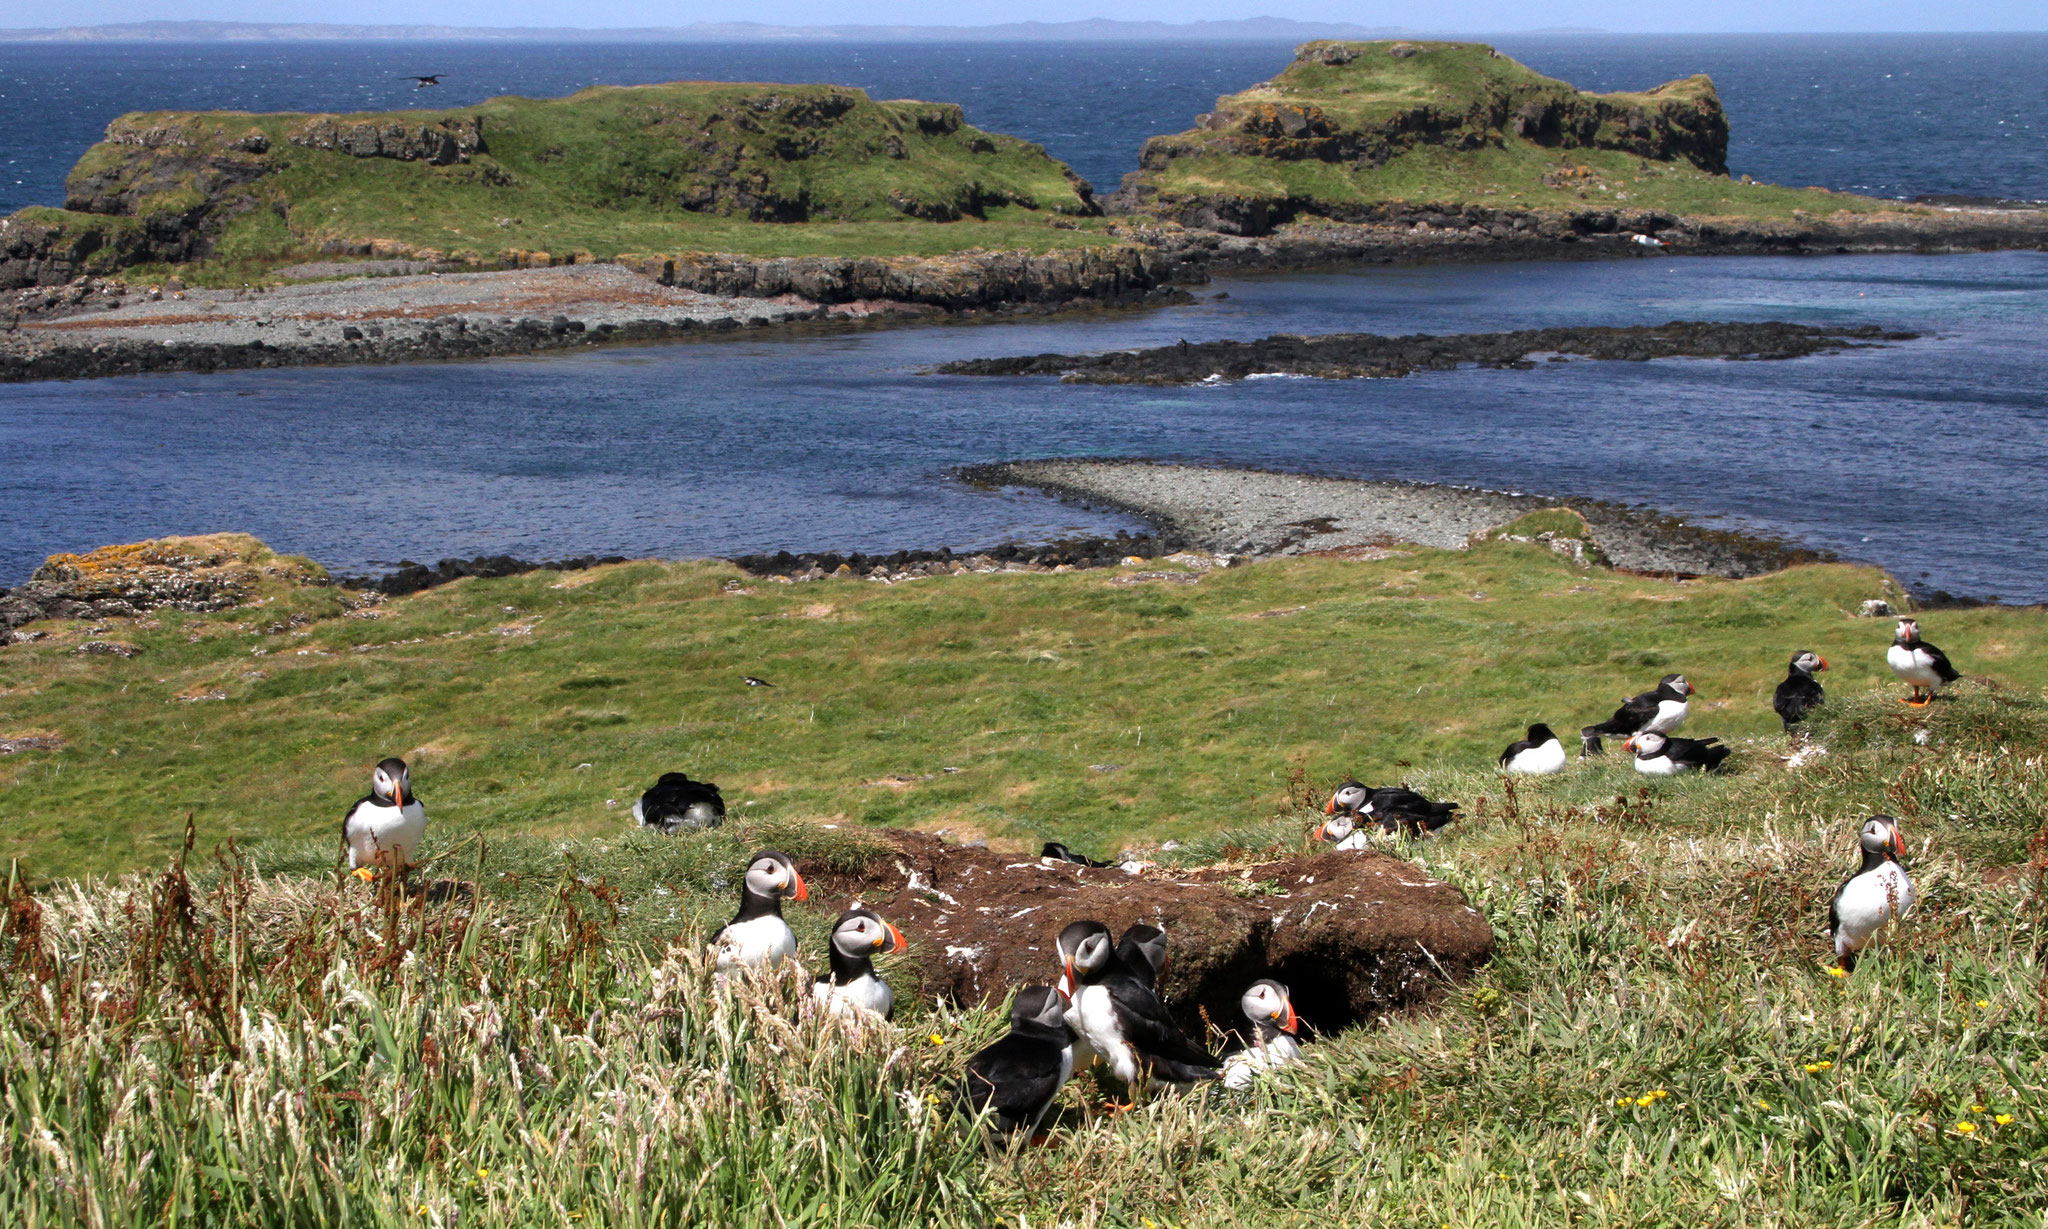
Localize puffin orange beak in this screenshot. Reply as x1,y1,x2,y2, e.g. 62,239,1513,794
1062,956,1074,988
789,869,808,902
883,923,907,954
1312,822,1329,841
392,781,404,809
1818,657,1829,671
1324,797,1337,814
1622,736,1636,753
1283,1003,1300,1033
1887,826,1905,859
1687,682,1698,695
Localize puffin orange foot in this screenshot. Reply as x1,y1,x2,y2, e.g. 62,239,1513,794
1028,1131,1052,1148
1102,1100,1138,1116
350,867,376,882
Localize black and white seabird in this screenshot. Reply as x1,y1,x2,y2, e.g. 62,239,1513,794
1222,979,1302,1090
1312,809,1370,851
957,984,1074,1140
1064,920,1220,1093
712,849,807,971
632,772,726,834
1622,731,1730,775
402,74,444,88
342,757,427,880
1042,842,1114,869
741,675,774,688
812,906,907,1019
1115,924,1169,990
1581,673,1696,755
1323,780,1459,838
1054,920,1102,1070
1827,815,1913,972
1499,723,1567,775
1887,619,1959,707
1773,651,1829,731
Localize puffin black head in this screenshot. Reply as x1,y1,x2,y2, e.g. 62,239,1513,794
370,757,411,807
1525,722,1558,744
829,906,907,960
1055,919,1109,997
1010,983,1071,1031
1658,673,1696,699
1240,979,1299,1036
1313,810,1358,844
1061,920,1115,988
1859,815,1906,862
1623,732,1666,758
1116,924,1169,983
741,849,807,905
1790,650,1828,675
1895,618,1920,647
1325,780,1368,816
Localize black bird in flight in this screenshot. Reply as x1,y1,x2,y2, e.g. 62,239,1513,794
742,675,774,688
402,75,445,89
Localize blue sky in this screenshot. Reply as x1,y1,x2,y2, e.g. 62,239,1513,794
21,1,2048,31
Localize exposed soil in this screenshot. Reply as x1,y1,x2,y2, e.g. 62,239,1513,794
808,829,1494,1040
932,320,1916,385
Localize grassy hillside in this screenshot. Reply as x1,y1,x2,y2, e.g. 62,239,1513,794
1116,40,1910,230
4,539,2044,881
12,81,1116,281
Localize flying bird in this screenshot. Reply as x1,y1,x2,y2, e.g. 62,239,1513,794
402,75,445,89
742,675,774,688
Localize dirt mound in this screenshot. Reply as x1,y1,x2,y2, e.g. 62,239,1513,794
810,831,1493,1039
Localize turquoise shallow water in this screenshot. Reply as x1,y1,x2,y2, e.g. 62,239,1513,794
1,37,2044,598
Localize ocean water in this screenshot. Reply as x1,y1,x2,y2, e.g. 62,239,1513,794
1,37,2045,599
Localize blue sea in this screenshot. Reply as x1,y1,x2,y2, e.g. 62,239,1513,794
1,36,2045,599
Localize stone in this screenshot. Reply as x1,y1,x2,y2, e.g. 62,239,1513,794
1859,599,1895,617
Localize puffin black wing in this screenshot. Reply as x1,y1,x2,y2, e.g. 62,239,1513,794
1667,736,1730,771
637,773,725,832
1042,842,1114,868
341,793,378,840
1498,737,1533,766
1921,640,1961,683
957,1033,1067,1132
1774,671,1825,730
1105,975,1219,1082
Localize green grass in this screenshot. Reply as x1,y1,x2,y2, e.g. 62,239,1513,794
4,545,2045,880
4,544,2047,1224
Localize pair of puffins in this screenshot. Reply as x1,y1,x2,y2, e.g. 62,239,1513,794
710,849,908,1020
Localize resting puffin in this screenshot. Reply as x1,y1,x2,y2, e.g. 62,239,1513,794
1312,810,1370,851
1888,619,1959,707
1499,723,1567,775
1324,781,1460,835
343,757,427,880
632,772,725,833
1221,980,1303,1090
1623,731,1730,775
957,984,1074,1140
1064,920,1220,1093
1580,673,1695,755
812,906,907,1019
712,850,807,971
1042,842,1114,868
1773,651,1828,731
1828,815,1913,972
1115,924,1170,990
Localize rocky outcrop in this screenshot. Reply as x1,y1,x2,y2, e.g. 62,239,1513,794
811,830,1494,1034
935,320,1916,385
286,116,484,164
636,242,1166,310
0,534,323,642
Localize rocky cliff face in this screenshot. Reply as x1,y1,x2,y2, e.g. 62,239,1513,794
1110,40,1734,235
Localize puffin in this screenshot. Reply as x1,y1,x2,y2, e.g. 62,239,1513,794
1115,924,1170,990
1324,780,1459,834
1622,731,1730,775
402,74,444,89
956,984,1074,1141
1042,842,1114,868
1064,920,1220,1093
812,906,907,1019
342,757,427,880
1221,979,1303,1090
1054,921,1102,1070
1580,673,1696,755
1887,619,1959,707
1499,723,1568,775
1312,810,1371,851
1828,815,1913,972
1773,651,1829,731
712,850,807,971
632,772,726,834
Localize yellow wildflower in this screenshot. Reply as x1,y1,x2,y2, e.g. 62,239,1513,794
477,1169,489,1178
1757,1099,1771,1110
1817,1061,1833,1071
1615,1096,1631,1106
1804,1064,1822,1074
929,1033,946,1046
1975,1000,1990,1009
1995,1114,2014,1126
1651,1089,1669,1099
1636,1096,1654,1108
1972,1104,1987,1113
1826,967,1847,978
1954,1122,1977,1134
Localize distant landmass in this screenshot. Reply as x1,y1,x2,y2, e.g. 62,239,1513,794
0,18,1427,43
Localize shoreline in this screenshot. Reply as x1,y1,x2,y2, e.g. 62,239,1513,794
4,205,2045,383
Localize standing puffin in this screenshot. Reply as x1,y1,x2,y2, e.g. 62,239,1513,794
712,850,807,971
343,757,427,880
632,772,726,833
1499,723,1567,775
812,907,907,1019
1580,673,1696,755
1054,921,1102,1070
1888,619,1960,707
1828,815,1913,972
1623,731,1730,775
957,985,1074,1141
1064,920,1220,1093
1773,651,1829,731
1115,924,1170,990
1221,980,1303,1090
